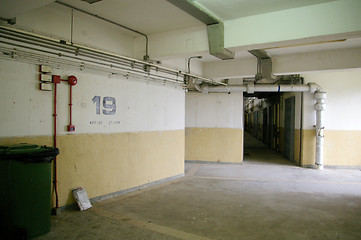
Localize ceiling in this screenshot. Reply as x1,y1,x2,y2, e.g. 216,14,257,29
192,0,337,20
57,0,361,60
58,0,204,35
0,0,54,19
57,0,339,35
1,0,360,61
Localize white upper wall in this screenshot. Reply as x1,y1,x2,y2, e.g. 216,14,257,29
0,59,185,137
186,92,243,129
302,68,361,130
14,2,136,58
0,2,187,138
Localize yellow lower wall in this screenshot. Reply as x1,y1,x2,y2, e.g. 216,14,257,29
0,130,184,207
294,129,301,165
323,130,361,166
301,129,361,167
300,130,316,167
185,127,243,163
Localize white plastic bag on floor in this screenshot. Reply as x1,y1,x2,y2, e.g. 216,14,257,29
72,187,92,211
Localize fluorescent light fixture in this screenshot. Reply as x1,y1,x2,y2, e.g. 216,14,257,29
82,0,102,4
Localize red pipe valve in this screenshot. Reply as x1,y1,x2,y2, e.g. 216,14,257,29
68,75,77,85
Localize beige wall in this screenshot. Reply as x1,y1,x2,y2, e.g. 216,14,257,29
185,128,243,164
0,130,184,207
300,130,316,167
293,129,301,165
299,130,361,168
323,130,361,167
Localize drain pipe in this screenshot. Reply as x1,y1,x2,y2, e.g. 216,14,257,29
314,91,326,169
194,81,326,169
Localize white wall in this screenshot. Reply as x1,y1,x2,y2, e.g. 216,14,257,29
15,2,136,58
0,2,187,138
0,60,52,137
186,92,243,129
0,59,185,138
302,69,361,130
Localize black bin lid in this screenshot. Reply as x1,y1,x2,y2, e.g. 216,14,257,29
0,143,59,163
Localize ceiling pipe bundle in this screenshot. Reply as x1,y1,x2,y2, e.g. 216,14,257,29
0,26,226,87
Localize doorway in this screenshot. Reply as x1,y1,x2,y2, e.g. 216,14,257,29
284,96,295,161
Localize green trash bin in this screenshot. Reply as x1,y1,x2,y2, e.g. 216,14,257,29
0,144,59,239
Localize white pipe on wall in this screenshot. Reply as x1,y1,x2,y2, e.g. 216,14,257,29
194,82,319,94
314,91,327,169
193,80,326,170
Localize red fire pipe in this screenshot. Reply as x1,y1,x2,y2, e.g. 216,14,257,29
51,75,77,211
67,76,77,131
69,85,73,126
53,81,59,209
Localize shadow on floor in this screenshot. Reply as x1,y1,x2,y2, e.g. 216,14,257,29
243,131,295,166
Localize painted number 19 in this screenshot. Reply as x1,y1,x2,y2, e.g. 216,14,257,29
92,96,116,115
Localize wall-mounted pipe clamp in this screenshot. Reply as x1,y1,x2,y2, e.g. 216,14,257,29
315,103,326,111
247,82,255,94
314,91,327,100
202,84,209,94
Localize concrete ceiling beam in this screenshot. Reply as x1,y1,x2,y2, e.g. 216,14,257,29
272,47,361,75
148,0,361,60
203,47,361,79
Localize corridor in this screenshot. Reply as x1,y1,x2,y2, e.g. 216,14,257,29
243,131,294,166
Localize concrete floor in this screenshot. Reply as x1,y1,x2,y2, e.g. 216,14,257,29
35,133,361,240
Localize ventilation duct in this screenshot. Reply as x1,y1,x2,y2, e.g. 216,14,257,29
208,23,235,60
248,49,277,83
166,0,234,60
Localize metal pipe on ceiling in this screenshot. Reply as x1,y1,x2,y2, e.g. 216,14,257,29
0,46,185,86
0,26,226,87
195,83,312,94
